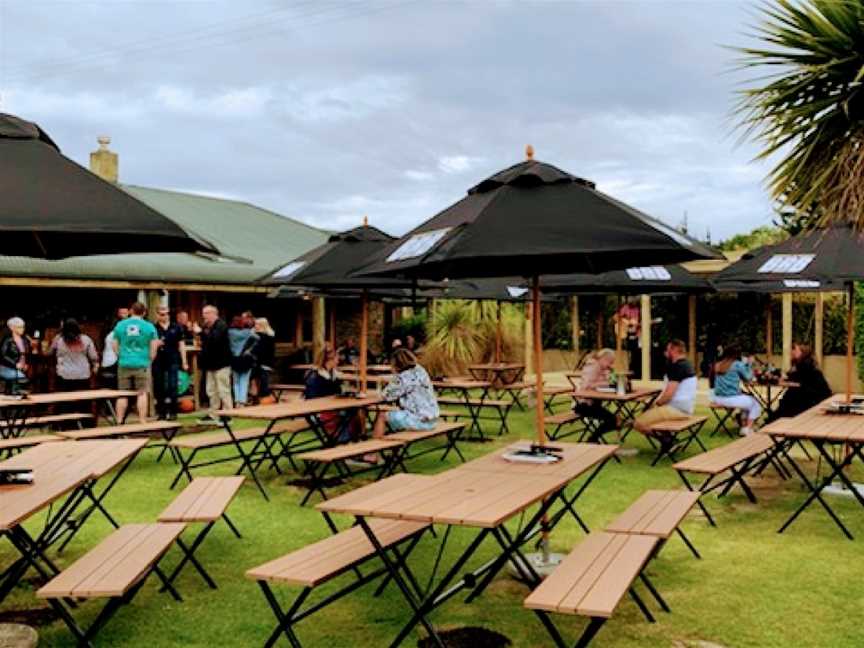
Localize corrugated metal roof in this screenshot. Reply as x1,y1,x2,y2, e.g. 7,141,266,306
0,185,329,285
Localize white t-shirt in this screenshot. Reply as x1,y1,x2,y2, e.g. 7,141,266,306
102,332,118,368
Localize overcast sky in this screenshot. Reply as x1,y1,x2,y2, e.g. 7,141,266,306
1,0,774,242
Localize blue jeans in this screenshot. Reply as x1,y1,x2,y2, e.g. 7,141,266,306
232,369,252,405
0,366,26,394
153,360,179,417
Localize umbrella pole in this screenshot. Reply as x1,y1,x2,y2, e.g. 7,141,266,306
532,276,546,444
360,289,369,396
615,295,623,371
847,283,855,404
495,300,503,363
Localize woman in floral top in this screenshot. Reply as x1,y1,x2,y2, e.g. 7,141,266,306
373,348,439,437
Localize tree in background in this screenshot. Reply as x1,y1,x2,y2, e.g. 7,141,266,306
735,0,864,228
717,225,787,252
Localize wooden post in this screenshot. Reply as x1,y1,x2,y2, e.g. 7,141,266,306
360,290,369,396
524,302,533,377
687,295,697,366
495,301,503,363
782,293,793,372
570,296,580,356
329,304,337,351
815,292,824,368
596,308,604,350
641,294,651,381
532,276,546,444
312,297,326,360
294,306,303,348
848,284,855,400
766,298,774,362
614,296,624,371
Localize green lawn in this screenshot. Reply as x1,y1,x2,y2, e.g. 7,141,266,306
3,405,863,647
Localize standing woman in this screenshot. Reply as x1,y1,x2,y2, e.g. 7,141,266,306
49,319,99,393
228,315,259,407
0,317,29,394
710,345,761,435
253,318,276,402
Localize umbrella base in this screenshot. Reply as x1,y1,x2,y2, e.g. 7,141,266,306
507,551,565,580
824,481,864,499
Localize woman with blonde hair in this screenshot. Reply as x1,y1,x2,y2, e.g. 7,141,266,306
573,348,618,441
373,348,438,438
253,318,276,401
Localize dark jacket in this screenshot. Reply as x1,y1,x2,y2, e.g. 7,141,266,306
255,333,276,370
775,360,832,420
0,329,25,370
303,369,341,400
199,319,232,371
155,321,184,366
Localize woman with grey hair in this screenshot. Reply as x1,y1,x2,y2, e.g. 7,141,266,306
0,317,29,393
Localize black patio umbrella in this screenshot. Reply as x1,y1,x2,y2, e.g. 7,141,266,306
713,224,864,399
354,148,719,443
260,223,439,392
541,264,712,295
0,113,218,259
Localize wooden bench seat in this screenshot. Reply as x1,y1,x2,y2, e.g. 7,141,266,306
37,523,186,647
605,490,702,558
57,420,181,441
168,420,311,493
708,403,743,438
0,434,63,457
673,434,775,526
157,477,245,590
387,421,467,463
1,413,94,437
247,518,428,646
545,410,581,441
647,416,708,466
270,384,305,401
524,531,667,647
296,439,406,505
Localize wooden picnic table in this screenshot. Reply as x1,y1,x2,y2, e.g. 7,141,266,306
212,395,383,499
467,363,525,387
0,389,138,438
762,396,864,539
317,440,617,646
570,387,662,441
743,380,799,416
0,439,147,604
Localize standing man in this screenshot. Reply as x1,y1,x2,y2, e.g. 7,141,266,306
614,297,642,376
113,302,158,422
195,305,233,423
153,306,188,420
633,339,697,433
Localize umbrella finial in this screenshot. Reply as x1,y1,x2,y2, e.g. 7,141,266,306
362,215,368,227
525,144,534,160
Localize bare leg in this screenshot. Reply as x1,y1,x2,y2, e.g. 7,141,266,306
373,412,387,439
136,391,149,422
115,397,128,423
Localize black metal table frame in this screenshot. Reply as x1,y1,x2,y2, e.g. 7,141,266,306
437,384,504,441
351,457,612,648
649,419,708,467
298,446,407,506
0,397,121,440
770,435,864,540
160,513,243,591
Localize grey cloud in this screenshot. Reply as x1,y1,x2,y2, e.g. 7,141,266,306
3,0,771,242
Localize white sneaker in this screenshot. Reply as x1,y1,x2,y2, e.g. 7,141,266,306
740,426,753,436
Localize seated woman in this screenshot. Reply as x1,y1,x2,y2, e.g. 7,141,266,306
768,343,832,422
710,345,761,435
573,349,618,441
373,348,439,437
303,348,360,443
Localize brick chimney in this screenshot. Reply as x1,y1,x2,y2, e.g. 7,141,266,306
89,136,118,183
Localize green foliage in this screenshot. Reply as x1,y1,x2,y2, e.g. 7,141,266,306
422,300,523,376
717,225,787,252
734,0,864,226
856,283,864,381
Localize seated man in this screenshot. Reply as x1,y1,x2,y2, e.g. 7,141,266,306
634,339,697,434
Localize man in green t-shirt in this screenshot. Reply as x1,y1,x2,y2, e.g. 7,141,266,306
112,302,158,422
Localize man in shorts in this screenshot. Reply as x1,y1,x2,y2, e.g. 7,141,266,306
634,339,697,434
113,302,158,422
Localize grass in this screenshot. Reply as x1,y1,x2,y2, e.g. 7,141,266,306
3,403,864,647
